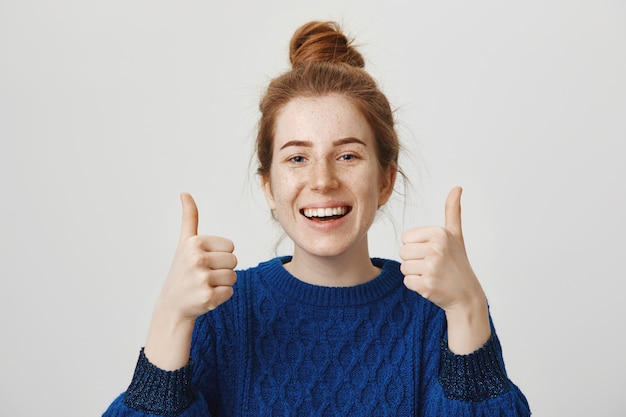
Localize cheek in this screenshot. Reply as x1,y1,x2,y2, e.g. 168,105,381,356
355,167,385,199
266,173,298,208
346,180,381,213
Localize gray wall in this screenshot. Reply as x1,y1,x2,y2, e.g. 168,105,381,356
1,1,624,415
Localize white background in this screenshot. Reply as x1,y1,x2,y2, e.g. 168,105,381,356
1,1,625,416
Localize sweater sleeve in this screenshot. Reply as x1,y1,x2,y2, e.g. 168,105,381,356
423,333,531,416
102,309,220,417
438,334,509,401
414,295,530,417
102,349,212,417
102,267,238,417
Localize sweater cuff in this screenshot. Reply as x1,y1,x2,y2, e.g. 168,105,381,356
123,348,197,416
438,334,510,402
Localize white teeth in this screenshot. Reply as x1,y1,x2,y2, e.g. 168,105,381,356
304,207,347,218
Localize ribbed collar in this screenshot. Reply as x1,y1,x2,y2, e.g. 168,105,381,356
257,256,403,307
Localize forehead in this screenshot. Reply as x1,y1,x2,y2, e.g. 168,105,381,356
274,95,374,146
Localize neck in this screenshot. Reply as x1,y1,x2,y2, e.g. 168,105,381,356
284,241,380,287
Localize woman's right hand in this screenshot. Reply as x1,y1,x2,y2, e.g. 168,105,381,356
158,192,238,320
144,193,237,370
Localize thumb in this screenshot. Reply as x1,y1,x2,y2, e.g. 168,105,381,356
444,186,464,245
179,192,199,241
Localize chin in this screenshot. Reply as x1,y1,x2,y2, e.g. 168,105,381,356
295,237,362,259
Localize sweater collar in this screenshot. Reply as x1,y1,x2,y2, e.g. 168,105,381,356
258,256,403,307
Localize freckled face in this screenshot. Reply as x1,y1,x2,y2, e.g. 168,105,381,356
262,94,395,262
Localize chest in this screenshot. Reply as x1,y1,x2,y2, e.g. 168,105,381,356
236,299,421,416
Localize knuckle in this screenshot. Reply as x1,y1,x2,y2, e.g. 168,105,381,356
430,240,447,258
220,253,237,269
400,260,417,276
419,279,434,299
213,236,234,253
199,286,214,301
424,258,438,274
204,287,234,311
399,245,411,260
223,286,234,299
191,253,206,268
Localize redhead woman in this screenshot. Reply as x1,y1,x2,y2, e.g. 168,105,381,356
103,21,530,417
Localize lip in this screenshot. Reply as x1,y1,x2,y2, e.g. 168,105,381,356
299,201,352,230
301,206,351,217
299,201,352,216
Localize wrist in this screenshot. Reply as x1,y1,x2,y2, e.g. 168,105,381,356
445,297,491,355
144,303,197,371
445,293,488,321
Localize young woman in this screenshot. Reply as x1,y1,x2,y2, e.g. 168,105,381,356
104,21,530,417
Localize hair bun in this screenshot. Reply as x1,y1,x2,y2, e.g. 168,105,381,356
289,21,365,69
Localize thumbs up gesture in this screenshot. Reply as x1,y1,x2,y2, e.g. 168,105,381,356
400,187,490,353
144,193,237,370
158,192,238,321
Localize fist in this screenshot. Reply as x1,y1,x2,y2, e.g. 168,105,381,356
399,187,485,313
158,193,237,321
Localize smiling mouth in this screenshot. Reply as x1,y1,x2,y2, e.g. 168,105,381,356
301,206,351,221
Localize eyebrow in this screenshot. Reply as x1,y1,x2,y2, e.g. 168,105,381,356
279,137,367,150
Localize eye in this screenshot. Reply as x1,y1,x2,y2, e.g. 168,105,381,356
339,153,358,161
289,155,306,163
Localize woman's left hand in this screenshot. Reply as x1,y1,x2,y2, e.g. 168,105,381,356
400,187,491,354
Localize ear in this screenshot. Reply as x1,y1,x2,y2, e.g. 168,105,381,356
377,163,397,207
261,175,276,210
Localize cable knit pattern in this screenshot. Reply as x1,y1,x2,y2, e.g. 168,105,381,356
104,257,530,417
246,258,414,415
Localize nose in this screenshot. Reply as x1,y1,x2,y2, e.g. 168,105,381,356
310,160,339,192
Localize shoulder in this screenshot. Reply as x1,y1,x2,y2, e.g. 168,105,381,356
235,256,287,279
372,257,401,272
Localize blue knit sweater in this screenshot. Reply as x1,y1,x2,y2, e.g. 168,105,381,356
104,257,530,416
